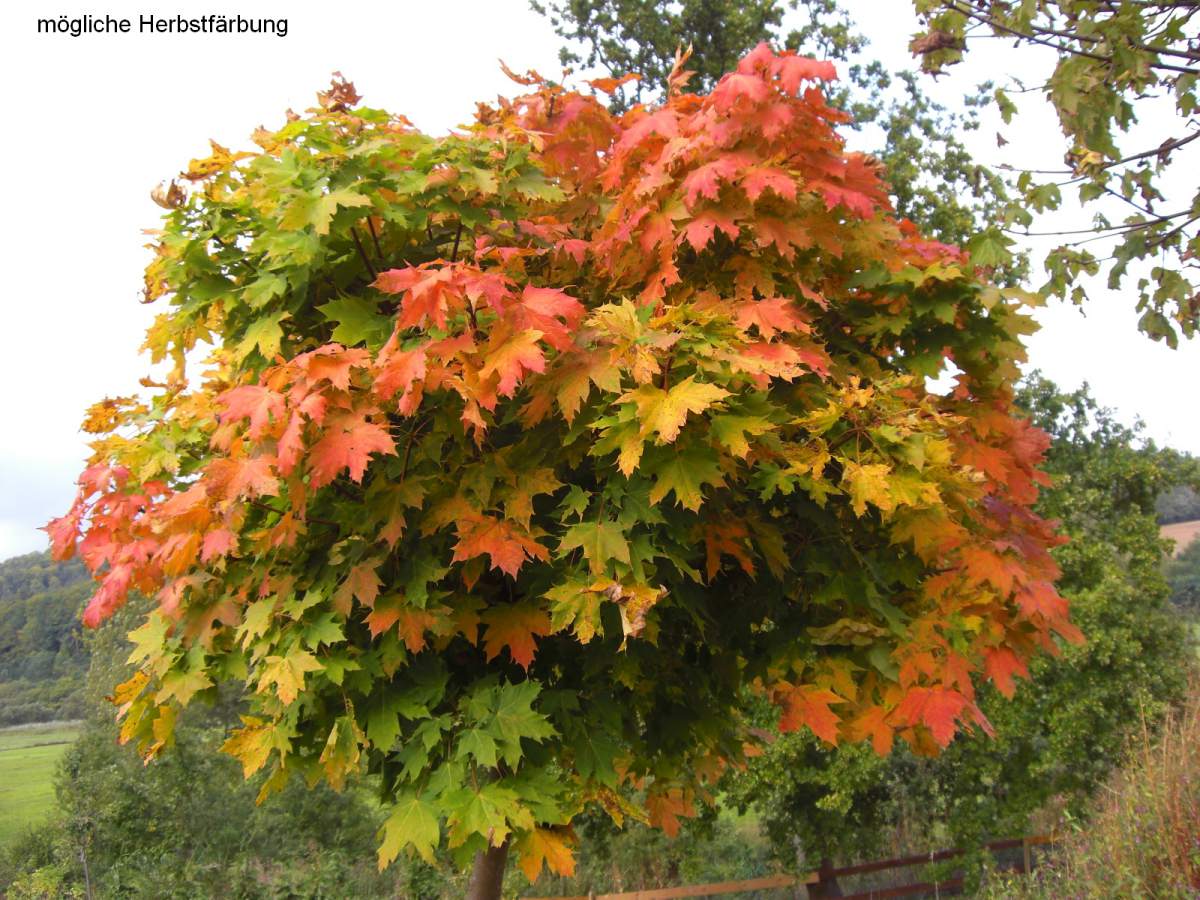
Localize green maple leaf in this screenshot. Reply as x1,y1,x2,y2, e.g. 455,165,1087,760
710,414,774,458
157,666,213,706
281,186,371,235
126,611,170,666
366,694,404,751
258,648,323,705
456,728,500,768
446,782,531,848
492,681,556,767
645,444,725,510
236,597,277,646
511,169,566,201
621,376,731,444
559,520,631,575
378,791,441,866
318,296,391,347
546,578,605,643
234,311,287,362
572,728,621,787
302,612,344,650
243,272,287,308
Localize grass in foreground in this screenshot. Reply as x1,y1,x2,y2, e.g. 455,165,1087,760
0,723,79,845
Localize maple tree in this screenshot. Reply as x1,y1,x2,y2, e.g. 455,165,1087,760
48,48,1077,897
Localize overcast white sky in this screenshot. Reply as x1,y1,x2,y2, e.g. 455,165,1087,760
0,0,1195,560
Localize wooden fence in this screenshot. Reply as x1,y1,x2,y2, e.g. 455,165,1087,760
523,834,1056,900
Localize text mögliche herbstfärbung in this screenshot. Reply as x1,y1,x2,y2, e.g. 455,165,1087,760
38,13,288,38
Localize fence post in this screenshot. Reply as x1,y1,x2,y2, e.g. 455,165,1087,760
1022,836,1031,875
807,858,843,899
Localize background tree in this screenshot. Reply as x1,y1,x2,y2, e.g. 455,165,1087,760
910,0,1200,345
1166,539,1200,613
728,375,1195,882
0,553,90,726
49,52,1075,897
529,0,789,107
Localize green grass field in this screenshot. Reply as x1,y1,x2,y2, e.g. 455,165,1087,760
0,723,79,845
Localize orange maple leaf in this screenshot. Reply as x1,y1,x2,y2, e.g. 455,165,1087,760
480,603,551,670
205,455,280,500
452,516,549,577
480,328,546,397
777,684,842,744
516,827,577,882
646,787,696,838
847,705,894,755
307,412,396,489
984,648,1029,698
333,561,382,616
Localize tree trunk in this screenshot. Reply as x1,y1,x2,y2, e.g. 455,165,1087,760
466,839,510,900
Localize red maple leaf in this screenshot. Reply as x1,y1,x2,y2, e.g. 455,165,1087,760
1015,580,1069,620
508,287,585,350
739,165,797,203
682,208,740,251
218,385,285,440
711,72,772,112
375,345,427,403
984,648,1030,698
893,685,967,748
200,528,238,563
733,297,809,339
961,545,1025,595
680,156,743,208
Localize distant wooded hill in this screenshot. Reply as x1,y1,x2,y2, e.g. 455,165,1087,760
0,551,91,726
1158,485,1200,525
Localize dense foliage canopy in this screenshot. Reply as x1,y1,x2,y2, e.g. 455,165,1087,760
48,47,1076,881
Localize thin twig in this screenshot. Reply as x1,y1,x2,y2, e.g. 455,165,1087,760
366,217,384,259
351,227,377,280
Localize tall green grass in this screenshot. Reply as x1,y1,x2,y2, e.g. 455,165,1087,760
983,684,1200,899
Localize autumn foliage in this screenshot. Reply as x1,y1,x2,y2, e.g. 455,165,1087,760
48,46,1078,879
